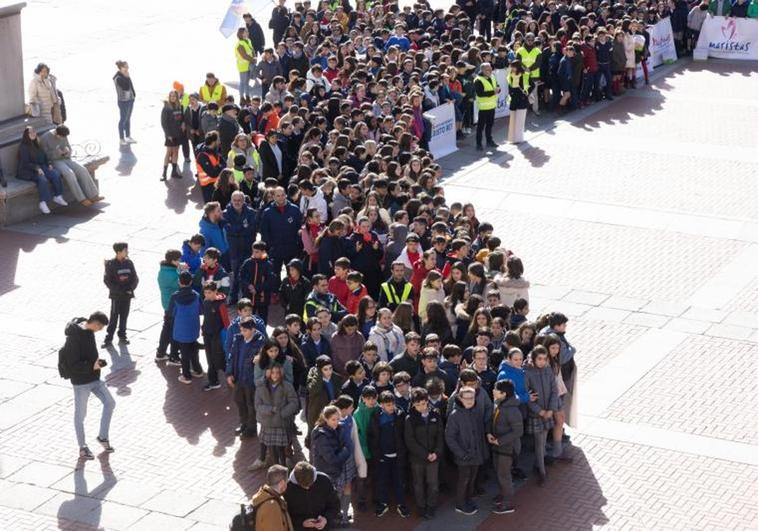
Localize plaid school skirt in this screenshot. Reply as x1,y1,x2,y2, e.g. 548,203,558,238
525,414,555,435
333,455,357,492
260,426,290,447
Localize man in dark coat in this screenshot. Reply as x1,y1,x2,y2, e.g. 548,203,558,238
259,186,303,281
243,13,266,54
284,461,340,531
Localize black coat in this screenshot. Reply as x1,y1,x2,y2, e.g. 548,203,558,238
246,20,265,53
389,352,421,379
62,318,101,385
368,408,406,462
404,407,444,463
258,140,283,180
103,257,139,300
310,425,350,479
284,472,340,531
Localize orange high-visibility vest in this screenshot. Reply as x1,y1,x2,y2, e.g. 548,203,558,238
196,152,221,187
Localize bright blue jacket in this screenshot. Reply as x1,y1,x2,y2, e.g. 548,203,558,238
157,264,179,311
225,314,268,355
199,216,229,255
181,240,202,274
169,286,201,343
259,201,302,259
497,362,529,404
226,330,266,388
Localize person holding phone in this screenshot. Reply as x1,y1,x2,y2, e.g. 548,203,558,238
60,311,116,460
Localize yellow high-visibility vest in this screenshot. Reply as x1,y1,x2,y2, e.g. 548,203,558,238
200,83,224,104
517,46,541,79
475,75,498,111
236,39,254,73
380,281,412,306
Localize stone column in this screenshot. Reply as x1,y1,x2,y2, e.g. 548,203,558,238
0,2,27,121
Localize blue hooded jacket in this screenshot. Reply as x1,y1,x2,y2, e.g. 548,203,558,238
199,215,229,255
223,202,257,257
169,286,201,343
226,330,266,388
225,314,268,355
497,362,529,404
181,240,203,274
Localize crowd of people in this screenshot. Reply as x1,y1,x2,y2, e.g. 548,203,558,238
146,1,591,526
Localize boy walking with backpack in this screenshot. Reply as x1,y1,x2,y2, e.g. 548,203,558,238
202,281,231,391
60,311,116,459
102,242,138,347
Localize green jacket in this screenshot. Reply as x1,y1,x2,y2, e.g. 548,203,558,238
708,0,731,15
354,399,379,460
157,264,180,311
748,0,758,17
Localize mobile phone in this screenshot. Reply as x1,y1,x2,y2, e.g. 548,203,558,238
98,359,108,368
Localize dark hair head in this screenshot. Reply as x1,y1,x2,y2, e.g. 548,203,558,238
179,271,193,285
55,125,70,136
293,461,315,488
334,395,354,409
494,379,515,398
34,62,49,74
113,242,128,253
378,390,395,404
163,249,181,264
361,385,378,399
87,311,109,326
266,464,288,487
411,387,429,404
506,256,524,279
548,312,568,328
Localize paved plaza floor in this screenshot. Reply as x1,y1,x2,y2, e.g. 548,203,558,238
1,1,758,529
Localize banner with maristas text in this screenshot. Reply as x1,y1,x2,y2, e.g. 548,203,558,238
696,16,758,60
648,18,678,67
424,102,458,159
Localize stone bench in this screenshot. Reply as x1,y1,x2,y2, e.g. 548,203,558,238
0,154,109,226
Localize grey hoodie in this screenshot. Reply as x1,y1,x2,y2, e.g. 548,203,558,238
491,395,524,455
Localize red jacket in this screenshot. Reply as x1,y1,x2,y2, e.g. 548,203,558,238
328,275,350,307
346,285,368,315
581,44,599,73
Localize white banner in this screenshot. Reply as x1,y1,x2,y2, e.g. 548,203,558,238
648,17,678,68
424,102,458,159
696,16,758,60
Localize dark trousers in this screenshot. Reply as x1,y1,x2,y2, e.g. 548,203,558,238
375,456,405,506
479,14,492,40
598,64,613,99
178,341,202,379
158,312,178,359
202,333,225,385
117,99,133,139
180,134,190,160
233,384,257,430
476,108,495,146
455,464,478,507
261,81,271,99
410,460,439,511
105,298,131,341
189,131,203,154
200,184,214,203
493,452,514,503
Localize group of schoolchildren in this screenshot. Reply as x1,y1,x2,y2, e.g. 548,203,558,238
144,183,578,525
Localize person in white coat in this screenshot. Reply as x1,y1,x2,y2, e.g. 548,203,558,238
28,63,62,124
493,255,530,308
368,308,406,362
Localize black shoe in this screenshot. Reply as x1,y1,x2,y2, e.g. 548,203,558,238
562,433,571,443
96,436,115,453
155,352,168,362
79,446,94,460
118,337,130,345
100,339,113,348
171,167,182,179
476,144,483,151
234,424,247,435
375,504,389,517
486,140,498,148
455,502,477,516
397,505,410,518
161,167,167,181
240,429,257,439
512,467,527,480
544,455,555,466
203,383,222,391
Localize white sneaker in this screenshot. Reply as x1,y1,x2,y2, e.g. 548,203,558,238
39,201,51,214
125,136,137,144
120,138,128,146
53,195,68,206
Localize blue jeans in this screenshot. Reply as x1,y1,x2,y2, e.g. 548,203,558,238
117,99,134,139
73,380,115,447
19,167,63,202
239,70,251,99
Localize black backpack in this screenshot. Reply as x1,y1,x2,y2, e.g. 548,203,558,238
229,503,257,531
58,345,71,380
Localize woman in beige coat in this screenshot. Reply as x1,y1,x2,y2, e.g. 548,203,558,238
28,63,62,124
